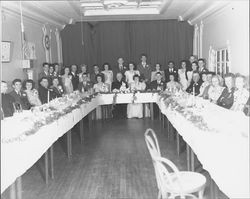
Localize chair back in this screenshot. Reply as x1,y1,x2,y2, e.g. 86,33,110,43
154,156,184,194
144,128,161,159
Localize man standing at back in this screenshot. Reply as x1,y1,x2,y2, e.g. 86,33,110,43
164,61,178,82
70,64,79,91
137,54,152,85
114,57,127,79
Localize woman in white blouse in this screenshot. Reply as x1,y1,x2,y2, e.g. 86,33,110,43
231,74,249,112
127,74,146,119
207,75,225,103
101,63,113,90
61,67,73,94
125,63,140,84
187,61,199,87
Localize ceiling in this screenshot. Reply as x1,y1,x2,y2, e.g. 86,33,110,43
2,0,230,28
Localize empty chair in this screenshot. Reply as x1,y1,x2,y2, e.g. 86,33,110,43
154,156,206,199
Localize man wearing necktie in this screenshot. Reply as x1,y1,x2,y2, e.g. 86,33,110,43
9,79,31,110
164,61,178,82
114,57,127,80
137,54,152,85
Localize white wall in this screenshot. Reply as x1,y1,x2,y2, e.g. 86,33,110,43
202,1,249,76
1,9,59,89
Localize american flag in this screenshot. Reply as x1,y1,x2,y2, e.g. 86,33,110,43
21,30,30,59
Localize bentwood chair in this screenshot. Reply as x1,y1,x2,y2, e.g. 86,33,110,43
154,156,206,199
144,128,162,199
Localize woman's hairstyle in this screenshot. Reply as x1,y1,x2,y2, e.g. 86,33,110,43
96,74,104,82
128,62,136,70
180,60,187,65
42,62,49,67
23,79,35,90
62,67,70,75
80,64,88,71
102,62,111,70
198,58,206,64
155,63,161,69
212,74,224,86
133,74,140,80
49,64,54,70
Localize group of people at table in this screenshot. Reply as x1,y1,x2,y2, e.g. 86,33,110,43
1,54,249,120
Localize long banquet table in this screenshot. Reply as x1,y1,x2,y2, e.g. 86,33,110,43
1,92,249,199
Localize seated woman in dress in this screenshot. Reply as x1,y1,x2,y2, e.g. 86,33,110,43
78,64,90,82
151,63,165,82
23,79,42,107
166,74,181,92
187,61,199,87
50,77,64,99
101,63,113,90
78,72,93,94
61,67,73,94
125,62,140,84
93,74,109,93
178,60,189,90
206,74,225,103
127,74,146,119
231,74,249,112
186,72,202,96
217,73,235,109
197,72,210,97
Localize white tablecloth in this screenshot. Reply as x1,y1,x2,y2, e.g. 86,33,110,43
1,93,249,199
1,93,158,193
157,97,249,199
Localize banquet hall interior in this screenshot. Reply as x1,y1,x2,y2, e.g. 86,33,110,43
1,0,249,199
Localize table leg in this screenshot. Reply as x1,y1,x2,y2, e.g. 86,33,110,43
191,149,195,172
49,146,54,179
80,119,84,144
67,130,72,159
176,131,180,156
210,178,218,199
10,182,16,199
44,151,49,184
186,145,190,171
88,112,92,132
150,103,154,120
16,177,22,199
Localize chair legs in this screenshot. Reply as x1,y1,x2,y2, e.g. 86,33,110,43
198,188,205,199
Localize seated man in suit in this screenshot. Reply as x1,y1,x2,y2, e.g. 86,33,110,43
186,72,202,96
78,72,93,93
38,77,53,104
70,64,79,91
149,72,166,91
137,54,152,85
164,61,178,82
111,72,128,119
9,79,31,111
38,62,50,81
1,81,15,117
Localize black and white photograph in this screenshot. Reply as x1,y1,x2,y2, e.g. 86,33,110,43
1,0,249,199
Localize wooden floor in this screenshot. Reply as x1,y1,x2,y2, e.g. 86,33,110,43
2,118,227,199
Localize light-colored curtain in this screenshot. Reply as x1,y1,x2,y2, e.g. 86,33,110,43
55,28,63,65
193,24,199,57
208,46,216,72
199,21,203,58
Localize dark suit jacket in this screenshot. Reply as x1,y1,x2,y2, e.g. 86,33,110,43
199,67,209,74
78,81,92,92
70,72,79,91
113,65,128,80
137,63,152,82
38,71,49,81
111,80,128,91
149,80,166,91
217,88,234,109
164,68,178,82
50,86,63,99
186,81,202,96
1,93,15,117
9,90,31,110
38,86,53,104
